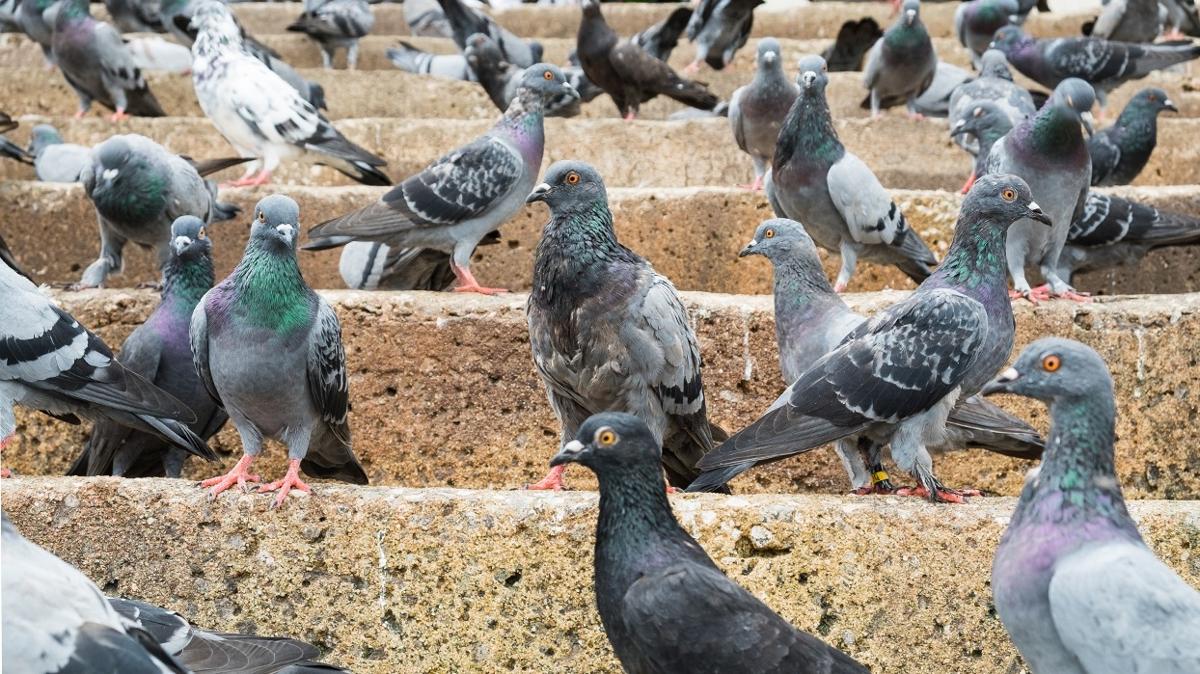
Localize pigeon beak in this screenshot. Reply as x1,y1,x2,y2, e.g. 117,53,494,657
526,182,551,204
738,239,758,257
904,9,916,24
1007,13,1020,23
561,81,581,100
800,71,817,88
1164,99,1179,113
1080,112,1095,137
764,51,777,64
1027,201,1052,226
982,367,1020,395
101,167,119,182
276,223,295,244
550,439,589,466
172,235,193,255
949,119,968,137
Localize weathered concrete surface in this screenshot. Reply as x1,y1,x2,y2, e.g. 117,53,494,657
2,479,1197,674
6,291,1200,500
4,182,1198,295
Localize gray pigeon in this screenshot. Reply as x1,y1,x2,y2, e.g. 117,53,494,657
1059,191,1200,281
948,49,1036,156
437,0,539,68
304,65,578,295
862,0,937,117
16,0,57,67
983,78,1095,301
769,54,938,291
77,134,240,288
684,0,763,72
951,100,1015,193
524,161,726,492
1092,0,1166,42
404,0,452,38
51,0,165,120
956,0,1020,66
990,25,1200,108
104,0,164,33
729,38,798,191
386,41,475,80
191,195,368,507
465,33,591,118
901,60,973,118
190,0,388,187
632,5,693,62
68,217,227,478
0,260,215,464
287,0,375,70
690,175,1051,499
1089,87,1177,187
28,124,92,183
984,338,1200,673
550,412,870,674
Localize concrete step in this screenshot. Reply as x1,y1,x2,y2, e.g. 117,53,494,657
3,479,1197,674
6,290,1199,500
4,182,1199,295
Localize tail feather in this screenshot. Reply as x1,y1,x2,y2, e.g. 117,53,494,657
307,82,327,111
656,76,719,111
182,156,254,177
696,404,867,470
891,228,939,283
138,415,217,462
210,200,241,223
126,87,166,117
945,396,1044,460
386,42,427,73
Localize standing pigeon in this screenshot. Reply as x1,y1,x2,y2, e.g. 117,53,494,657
524,161,726,492
551,412,870,674
769,54,938,291
466,33,586,118
68,217,227,478
990,25,1200,108
984,338,1200,673
190,0,389,187
0,261,215,463
437,0,539,68
862,0,937,117
690,175,1051,500
104,0,164,33
729,38,798,191
1089,87,1177,186
192,195,368,506
287,0,375,70
51,0,165,121
684,0,764,72
983,78,1095,301
77,134,240,288
948,49,1036,158
28,124,92,182
1058,191,1200,281
303,65,578,295
386,41,474,80
956,0,1020,67
577,0,718,120
951,101,1015,193
1092,0,1165,42
632,5,693,62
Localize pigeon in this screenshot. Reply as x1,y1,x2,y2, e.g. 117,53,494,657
385,40,474,80
729,38,798,191
690,175,1051,500
104,0,164,33
983,78,1095,302
334,228,503,291
983,338,1200,673
126,36,194,74
16,0,57,67
577,0,719,120
287,0,375,70
956,0,1020,67
1092,0,1166,42
769,54,938,292
726,218,1043,493
27,124,92,182
192,195,368,507
524,161,726,492
190,0,389,187
862,0,937,117
404,0,452,38
465,33,587,118
51,0,165,121
990,25,1200,108
67,217,227,479
0,260,215,463
684,0,764,72
1089,87,1177,186
550,412,870,673
895,60,973,118
822,18,883,72
631,5,693,62
951,101,1015,193
77,134,241,288
1058,191,1200,281
948,49,1037,156
437,0,539,68
303,65,578,295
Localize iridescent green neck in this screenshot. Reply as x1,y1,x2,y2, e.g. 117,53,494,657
59,0,89,20
929,214,1008,291
776,88,842,168
162,250,214,313
230,245,313,333
884,21,927,50
1031,104,1083,153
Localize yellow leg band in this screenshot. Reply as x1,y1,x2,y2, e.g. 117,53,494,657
872,471,890,484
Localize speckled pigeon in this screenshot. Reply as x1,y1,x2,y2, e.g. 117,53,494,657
632,5,693,62
984,338,1200,674
0,260,214,463
1089,87,1176,186
28,124,92,183
466,33,590,118
192,195,368,507
51,0,165,120
684,0,763,72
304,65,578,295
990,25,1200,108
190,0,388,187
956,0,1020,67
983,78,1095,302
862,0,937,117
68,217,227,479
77,133,240,288
729,38,798,191
287,0,375,70
690,175,1051,500
524,161,726,492
437,0,540,67
1093,0,1166,42
948,49,1036,157
386,40,474,80
552,412,870,673
1058,191,1200,281
769,54,938,291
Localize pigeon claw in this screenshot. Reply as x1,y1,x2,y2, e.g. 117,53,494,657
0,468,10,479
200,455,261,498
259,459,312,508
451,264,507,295
684,60,702,75
526,465,568,491
894,485,981,504
109,109,130,123
1054,289,1093,303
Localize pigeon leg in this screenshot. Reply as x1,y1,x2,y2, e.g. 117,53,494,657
347,43,359,70
258,458,312,508
225,168,274,187
833,240,858,292
684,59,702,74
526,464,567,490
450,263,507,295
960,170,976,194
110,109,130,123
321,47,333,70
869,89,882,119
200,454,261,498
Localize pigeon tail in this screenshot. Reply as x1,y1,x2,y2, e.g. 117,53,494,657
211,200,241,223
139,415,217,462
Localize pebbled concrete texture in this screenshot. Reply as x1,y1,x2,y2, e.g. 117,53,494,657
5,290,1199,500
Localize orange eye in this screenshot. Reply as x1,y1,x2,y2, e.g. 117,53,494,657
543,70,553,80
1001,188,1017,202
1148,94,1158,102
198,227,207,239
1042,354,1061,372
565,171,580,185
764,229,775,239
597,429,617,446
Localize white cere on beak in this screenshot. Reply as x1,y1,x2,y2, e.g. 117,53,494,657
102,168,119,180
276,224,295,239
172,235,192,253
1028,200,1042,212
998,367,1019,382
748,239,758,247
764,52,777,62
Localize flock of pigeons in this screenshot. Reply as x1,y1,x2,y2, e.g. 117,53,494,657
3,0,1200,671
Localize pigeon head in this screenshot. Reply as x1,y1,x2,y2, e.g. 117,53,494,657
900,0,920,25
250,195,300,252
170,215,211,259
983,338,1111,404
1049,78,1096,133
1127,87,1178,116
190,0,239,41
755,37,782,69
796,54,829,91
950,101,1012,141
27,124,64,157
963,174,1050,228
989,25,1030,53
581,0,602,17
526,160,607,209
739,219,820,265
465,33,505,70
550,412,660,474
978,49,1014,80
517,63,580,101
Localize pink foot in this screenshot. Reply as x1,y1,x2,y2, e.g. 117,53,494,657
738,176,764,191
526,464,567,491
450,264,507,295
894,485,981,504
200,455,261,499
1010,285,1052,304
833,281,848,293
960,171,976,195
623,112,637,121
1054,289,1093,303
684,60,701,75
110,109,129,122
222,169,273,188
73,109,87,119
258,458,311,508
908,112,926,121
1,468,10,479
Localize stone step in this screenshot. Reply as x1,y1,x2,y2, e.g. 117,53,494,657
6,290,1199,500
4,182,1199,295
2,479,1196,674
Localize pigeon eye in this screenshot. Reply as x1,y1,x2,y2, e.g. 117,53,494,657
597,429,618,446
566,171,581,185
764,229,775,239
1001,188,1017,202
1042,354,1061,372
543,70,553,80
257,211,266,223
198,227,207,239
974,107,984,117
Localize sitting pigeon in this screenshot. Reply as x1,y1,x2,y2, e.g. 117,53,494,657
1058,191,1200,281
386,40,475,80
287,0,375,70
886,60,973,118
729,38,798,191
948,49,1036,157
551,412,869,673
437,0,540,68
862,0,937,117
822,18,883,72
27,124,92,182
631,5,693,62
190,0,389,187
956,0,1020,67
466,33,588,117
304,65,578,295
1092,0,1166,42
984,338,1200,673
525,161,726,492
1089,87,1177,186
684,0,764,72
